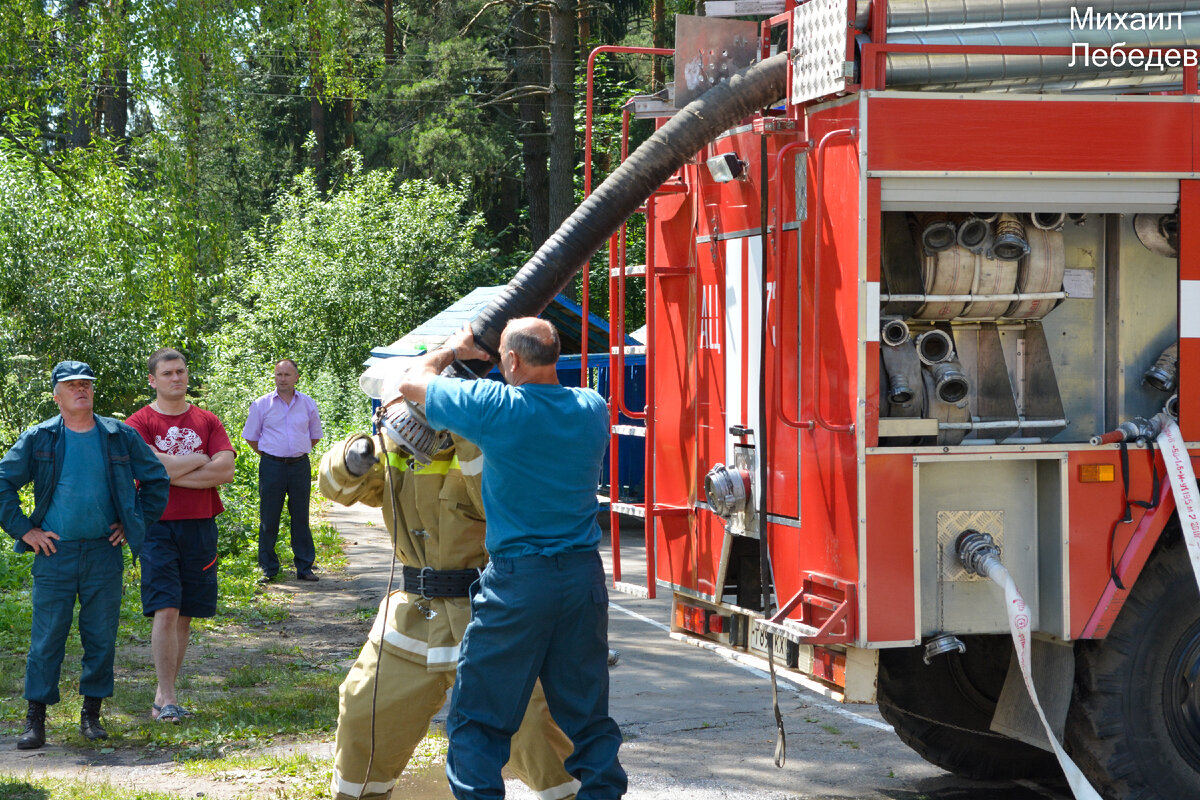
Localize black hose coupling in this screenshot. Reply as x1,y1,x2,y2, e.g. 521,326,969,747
956,529,1002,578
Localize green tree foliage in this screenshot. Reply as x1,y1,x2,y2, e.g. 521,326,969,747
0,135,181,443
0,0,672,445
205,152,503,436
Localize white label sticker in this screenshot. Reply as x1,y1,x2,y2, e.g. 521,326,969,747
1062,268,1095,300
1182,281,1200,339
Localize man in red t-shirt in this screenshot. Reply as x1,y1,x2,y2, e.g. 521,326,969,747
128,348,235,723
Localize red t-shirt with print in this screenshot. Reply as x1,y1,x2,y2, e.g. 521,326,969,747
128,404,235,521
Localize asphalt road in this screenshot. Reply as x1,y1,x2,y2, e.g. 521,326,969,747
330,506,1073,800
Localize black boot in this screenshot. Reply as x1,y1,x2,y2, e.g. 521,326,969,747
79,696,107,741
17,701,45,750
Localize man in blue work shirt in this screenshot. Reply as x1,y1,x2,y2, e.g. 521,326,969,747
397,317,626,800
0,361,170,749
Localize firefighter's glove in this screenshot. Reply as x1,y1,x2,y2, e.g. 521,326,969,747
345,436,378,477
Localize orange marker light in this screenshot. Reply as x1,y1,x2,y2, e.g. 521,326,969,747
1078,464,1116,483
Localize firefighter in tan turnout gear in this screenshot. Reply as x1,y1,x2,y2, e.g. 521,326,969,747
319,431,579,800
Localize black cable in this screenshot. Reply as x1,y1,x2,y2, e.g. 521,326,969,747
757,120,784,770
356,420,406,800
1107,440,1161,591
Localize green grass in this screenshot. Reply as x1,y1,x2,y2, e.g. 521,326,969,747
0,471,345,760
179,752,333,800
0,775,182,799
406,728,449,769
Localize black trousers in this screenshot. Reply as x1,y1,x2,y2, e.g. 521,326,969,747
257,454,315,575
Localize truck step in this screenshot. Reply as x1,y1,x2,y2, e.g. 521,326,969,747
609,264,647,277
613,581,651,598
611,502,647,518
753,617,823,645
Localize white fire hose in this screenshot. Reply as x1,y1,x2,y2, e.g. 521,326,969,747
951,415,1197,800
1155,416,1200,591
956,531,1103,800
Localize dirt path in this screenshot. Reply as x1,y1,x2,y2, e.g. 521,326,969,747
0,503,393,799
2,506,1071,800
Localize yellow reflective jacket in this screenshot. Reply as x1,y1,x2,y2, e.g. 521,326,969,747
319,432,485,672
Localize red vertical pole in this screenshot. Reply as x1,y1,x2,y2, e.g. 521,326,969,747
584,46,673,386
1178,180,1200,440
643,157,658,599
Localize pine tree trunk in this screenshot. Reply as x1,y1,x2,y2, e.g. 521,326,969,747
65,0,91,148
515,6,549,248
309,3,326,185
547,0,577,233
652,0,666,89
384,0,395,65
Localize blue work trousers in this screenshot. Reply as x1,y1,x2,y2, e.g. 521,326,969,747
25,538,124,705
257,455,315,575
446,549,626,799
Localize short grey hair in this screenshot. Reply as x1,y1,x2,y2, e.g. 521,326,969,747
504,322,560,367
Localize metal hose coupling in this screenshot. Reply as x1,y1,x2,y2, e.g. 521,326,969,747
916,329,954,365
956,215,994,255
930,360,970,404
914,212,957,254
704,463,752,518
880,317,910,347
956,529,1002,579
1166,394,1180,419
380,400,450,465
887,371,915,405
1030,212,1066,231
991,213,1030,261
1144,343,1179,394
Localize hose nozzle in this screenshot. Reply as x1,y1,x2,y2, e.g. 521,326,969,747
956,529,1002,579
1089,417,1159,447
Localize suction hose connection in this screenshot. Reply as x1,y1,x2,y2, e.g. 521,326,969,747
1031,212,1067,231
916,213,957,254
881,317,910,347
1144,343,1179,394
916,329,954,365
955,529,1003,580
991,213,1030,261
956,215,993,254
930,360,970,404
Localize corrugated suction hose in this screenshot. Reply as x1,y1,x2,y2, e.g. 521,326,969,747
466,53,790,367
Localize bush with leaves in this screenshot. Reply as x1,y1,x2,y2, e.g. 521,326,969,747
0,136,189,445
205,153,505,438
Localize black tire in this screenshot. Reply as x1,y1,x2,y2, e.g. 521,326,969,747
877,633,1060,780
1066,527,1200,800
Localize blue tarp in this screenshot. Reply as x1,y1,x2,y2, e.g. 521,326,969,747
364,287,646,499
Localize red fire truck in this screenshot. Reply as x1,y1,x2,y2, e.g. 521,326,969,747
579,2,1200,797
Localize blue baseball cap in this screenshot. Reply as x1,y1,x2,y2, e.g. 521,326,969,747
51,360,97,389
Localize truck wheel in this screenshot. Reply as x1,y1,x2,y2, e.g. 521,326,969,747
877,634,1059,780
1066,529,1200,799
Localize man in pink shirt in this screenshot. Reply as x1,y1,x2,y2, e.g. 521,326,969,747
242,359,323,582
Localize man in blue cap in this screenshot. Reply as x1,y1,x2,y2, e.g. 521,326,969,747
0,360,170,750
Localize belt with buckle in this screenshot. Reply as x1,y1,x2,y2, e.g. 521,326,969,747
262,452,309,464
402,565,481,599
